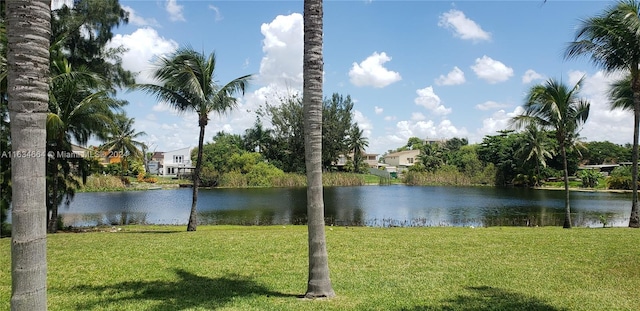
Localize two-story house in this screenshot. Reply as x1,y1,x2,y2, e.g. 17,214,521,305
382,149,420,172
162,147,194,177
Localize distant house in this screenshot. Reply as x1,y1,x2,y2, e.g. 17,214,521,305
147,151,165,175
362,152,379,168
333,152,379,170
383,149,420,172
162,147,194,177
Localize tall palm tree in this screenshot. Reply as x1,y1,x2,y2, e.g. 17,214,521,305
565,0,640,228
516,124,555,186
348,124,369,173
137,47,251,231
46,57,124,233
303,0,336,298
7,0,50,309
100,113,146,178
511,78,590,229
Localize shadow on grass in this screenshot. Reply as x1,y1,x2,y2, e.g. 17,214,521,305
73,269,296,310
402,286,567,311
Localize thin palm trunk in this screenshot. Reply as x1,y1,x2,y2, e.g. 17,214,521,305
561,144,572,229
8,0,50,309
631,80,640,227
48,160,59,233
187,118,206,231
303,0,335,298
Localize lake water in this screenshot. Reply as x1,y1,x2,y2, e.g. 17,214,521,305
58,185,633,228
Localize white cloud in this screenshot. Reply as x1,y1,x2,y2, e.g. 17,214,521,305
435,66,466,86
411,112,426,121
353,110,374,139
522,69,545,84
474,107,524,141
374,106,384,114
384,116,397,121
476,100,510,111
471,55,513,84
573,70,632,144
209,5,223,22
414,86,452,115
438,9,491,42
349,52,402,88
258,13,304,90
107,28,179,84
568,70,587,87
166,0,185,22
122,6,160,27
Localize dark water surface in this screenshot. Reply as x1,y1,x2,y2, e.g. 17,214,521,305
60,185,632,228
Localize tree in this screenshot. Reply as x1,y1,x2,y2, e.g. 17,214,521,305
138,47,251,231
419,143,444,172
243,117,273,154
322,93,353,169
511,78,590,228
405,137,424,151
100,113,146,178
7,0,49,309
477,130,522,186
516,124,555,186
260,94,306,173
46,57,124,233
51,0,133,88
565,0,640,227
303,0,335,298
347,124,369,173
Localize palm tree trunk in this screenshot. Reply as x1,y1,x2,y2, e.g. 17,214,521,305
561,144,571,229
630,81,640,228
7,0,50,309
303,0,335,298
187,118,206,231
47,159,59,233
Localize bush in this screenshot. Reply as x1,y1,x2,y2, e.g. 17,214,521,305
606,166,634,190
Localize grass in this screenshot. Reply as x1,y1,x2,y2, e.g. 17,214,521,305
1,226,639,310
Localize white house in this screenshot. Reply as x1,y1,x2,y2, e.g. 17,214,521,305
162,147,194,177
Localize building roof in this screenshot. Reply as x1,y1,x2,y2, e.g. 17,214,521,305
384,149,420,158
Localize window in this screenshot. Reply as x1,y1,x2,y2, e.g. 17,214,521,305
173,155,183,163
408,158,414,164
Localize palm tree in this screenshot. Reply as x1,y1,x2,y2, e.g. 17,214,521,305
7,0,49,309
516,124,555,186
419,143,444,173
137,47,251,231
100,113,147,178
565,0,640,228
46,57,124,233
511,78,590,229
348,124,369,173
303,0,336,298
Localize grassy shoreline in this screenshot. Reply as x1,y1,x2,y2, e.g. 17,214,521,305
1,225,638,310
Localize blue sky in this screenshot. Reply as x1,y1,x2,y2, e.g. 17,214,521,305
54,0,631,155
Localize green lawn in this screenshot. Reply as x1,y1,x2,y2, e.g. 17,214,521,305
1,226,639,310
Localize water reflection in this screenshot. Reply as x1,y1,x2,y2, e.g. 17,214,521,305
59,185,632,228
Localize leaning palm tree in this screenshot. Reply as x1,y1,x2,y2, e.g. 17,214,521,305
511,78,590,229
565,0,640,227
100,113,147,178
7,0,50,309
137,47,251,231
303,0,336,298
348,124,369,173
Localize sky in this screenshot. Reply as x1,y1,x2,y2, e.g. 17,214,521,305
53,0,633,155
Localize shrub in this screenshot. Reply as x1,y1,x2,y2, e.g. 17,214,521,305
606,166,634,190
